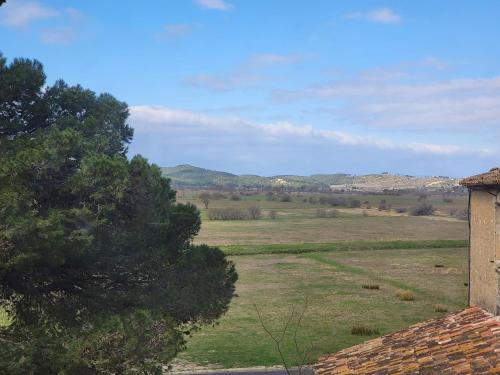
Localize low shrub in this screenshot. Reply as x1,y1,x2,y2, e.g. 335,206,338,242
450,208,468,221
362,284,380,290
418,193,428,201
351,325,380,336
410,202,434,216
208,207,262,220
435,304,448,313
308,196,317,204
378,199,391,211
348,198,361,208
394,207,408,214
316,208,339,218
396,290,415,301
280,194,292,202
247,206,262,220
211,192,227,200
268,210,277,219
230,194,241,201
434,264,444,268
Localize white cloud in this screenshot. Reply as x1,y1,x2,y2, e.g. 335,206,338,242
184,53,298,91
345,8,401,24
127,105,498,176
248,54,298,67
274,72,500,131
422,57,448,71
39,8,83,45
40,27,75,44
0,0,58,27
194,0,232,11
129,105,491,157
1,2,83,45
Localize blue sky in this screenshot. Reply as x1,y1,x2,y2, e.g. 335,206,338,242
1,0,499,177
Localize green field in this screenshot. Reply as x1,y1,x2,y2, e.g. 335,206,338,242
177,246,468,368
178,191,468,245
173,191,469,369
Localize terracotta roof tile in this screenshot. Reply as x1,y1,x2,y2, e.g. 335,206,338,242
460,167,500,187
315,307,500,375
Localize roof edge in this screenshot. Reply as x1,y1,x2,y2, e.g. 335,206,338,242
460,167,500,187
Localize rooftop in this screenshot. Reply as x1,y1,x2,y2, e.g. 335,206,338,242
460,167,500,187
315,307,500,375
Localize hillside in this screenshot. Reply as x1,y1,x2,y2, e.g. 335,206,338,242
161,165,461,191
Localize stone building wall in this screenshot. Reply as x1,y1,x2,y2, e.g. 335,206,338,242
469,189,498,315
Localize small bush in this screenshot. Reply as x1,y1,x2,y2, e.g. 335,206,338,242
394,207,408,214
268,210,277,219
247,206,262,220
434,304,448,313
418,193,428,201
351,325,380,336
410,203,434,216
378,199,391,211
396,290,415,301
208,207,261,220
443,197,453,203
451,208,468,221
362,284,380,290
348,198,361,208
230,194,241,201
316,208,339,218
434,264,444,268
208,208,247,220
280,194,292,202
211,192,227,200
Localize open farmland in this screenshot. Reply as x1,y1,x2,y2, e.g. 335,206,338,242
177,190,468,245
176,246,468,369
171,190,469,369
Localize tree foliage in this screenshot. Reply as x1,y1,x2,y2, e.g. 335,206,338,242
0,54,237,374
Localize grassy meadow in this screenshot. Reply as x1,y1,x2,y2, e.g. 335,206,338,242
173,190,469,369
178,190,468,245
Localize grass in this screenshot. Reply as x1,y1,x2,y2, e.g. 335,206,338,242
177,191,468,246
220,240,467,256
195,214,467,245
177,247,468,368
171,190,469,369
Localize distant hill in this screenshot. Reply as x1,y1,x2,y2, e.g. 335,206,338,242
160,164,461,191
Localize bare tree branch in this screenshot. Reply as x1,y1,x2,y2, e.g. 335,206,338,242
254,297,311,375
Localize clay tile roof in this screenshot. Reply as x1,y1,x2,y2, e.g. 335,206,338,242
460,167,500,187
315,307,500,375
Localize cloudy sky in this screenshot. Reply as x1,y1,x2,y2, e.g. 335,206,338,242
1,0,499,177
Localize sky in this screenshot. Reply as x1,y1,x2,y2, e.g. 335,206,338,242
1,0,499,177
